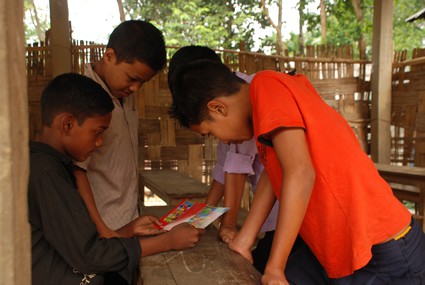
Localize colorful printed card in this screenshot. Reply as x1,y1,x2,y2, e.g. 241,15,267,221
158,199,229,230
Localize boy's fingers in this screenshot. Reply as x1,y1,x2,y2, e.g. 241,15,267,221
222,235,232,243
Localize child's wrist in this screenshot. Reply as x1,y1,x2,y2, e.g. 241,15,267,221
220,216,237,228
220,224,237,231
234,232,255,250
163,232,175,251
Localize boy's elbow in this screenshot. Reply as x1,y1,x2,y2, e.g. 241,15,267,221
73,255,122,274
71,253,107,273
72,240,129,273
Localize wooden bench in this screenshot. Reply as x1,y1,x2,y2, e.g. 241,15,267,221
138,226,262,285
139,170,210,207
374,163,425,230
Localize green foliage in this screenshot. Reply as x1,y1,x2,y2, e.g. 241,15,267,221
122,0,263,50
286,33,300,54
23,0,425,57
325,0,361,45
281,0,424,58
393,0,425,55
24,0,50,44
257,33,278,54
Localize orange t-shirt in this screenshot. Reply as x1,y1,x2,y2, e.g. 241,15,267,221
250,70,411,278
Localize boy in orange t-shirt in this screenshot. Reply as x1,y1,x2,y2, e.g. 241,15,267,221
168,60,425,285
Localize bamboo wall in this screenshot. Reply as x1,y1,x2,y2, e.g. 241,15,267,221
27,43,373,183
27,41,51,140
391,48,425,167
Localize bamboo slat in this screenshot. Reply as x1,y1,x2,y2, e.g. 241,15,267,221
415,92,425,166
391,50,425,166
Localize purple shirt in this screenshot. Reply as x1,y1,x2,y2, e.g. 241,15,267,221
211,72,278,233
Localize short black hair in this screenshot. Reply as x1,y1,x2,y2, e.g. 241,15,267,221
107,20,166,72
168,60,244,128
168,46,221,91
41,73,115,127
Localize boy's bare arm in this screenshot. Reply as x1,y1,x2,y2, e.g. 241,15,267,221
205,179,225,206
74,169,117,238
263,128,315,284
219,172,246,242
75,169,163,238
228,170,276,261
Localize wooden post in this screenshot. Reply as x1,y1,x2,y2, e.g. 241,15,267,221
0,0,31,284
49,0,72,76
370,0,394,163
239,41,246,74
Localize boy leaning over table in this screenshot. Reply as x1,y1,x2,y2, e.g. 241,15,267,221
168,59,425,285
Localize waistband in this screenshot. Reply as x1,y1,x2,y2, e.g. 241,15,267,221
373,217,418,252
394,225,412,241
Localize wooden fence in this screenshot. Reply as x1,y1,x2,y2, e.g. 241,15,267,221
27,42,373,183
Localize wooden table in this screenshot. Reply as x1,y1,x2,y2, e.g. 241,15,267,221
375,163,425,230
140,170,210,206
139,226,262,285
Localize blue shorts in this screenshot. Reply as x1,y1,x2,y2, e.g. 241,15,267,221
285,235,329,285
330,217,425,285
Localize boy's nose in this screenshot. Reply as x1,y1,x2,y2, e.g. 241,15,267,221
95,136,104,148
130,82,143,92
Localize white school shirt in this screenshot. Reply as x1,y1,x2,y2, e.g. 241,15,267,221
75,64,139,230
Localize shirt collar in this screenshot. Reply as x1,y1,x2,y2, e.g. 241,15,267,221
30,141,77,187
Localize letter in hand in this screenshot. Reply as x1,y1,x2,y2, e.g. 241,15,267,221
167,223,206,250
132,215,166,237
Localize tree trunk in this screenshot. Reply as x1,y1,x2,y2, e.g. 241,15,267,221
298,0,305,55
30,0,44,42
351,0,366,59
116,0,125,22
223,0,235,46
260,0,286,55
320,0,327,43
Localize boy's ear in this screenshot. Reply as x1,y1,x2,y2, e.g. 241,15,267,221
60,113,75,135
104,48,117,64
207,100,227,117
